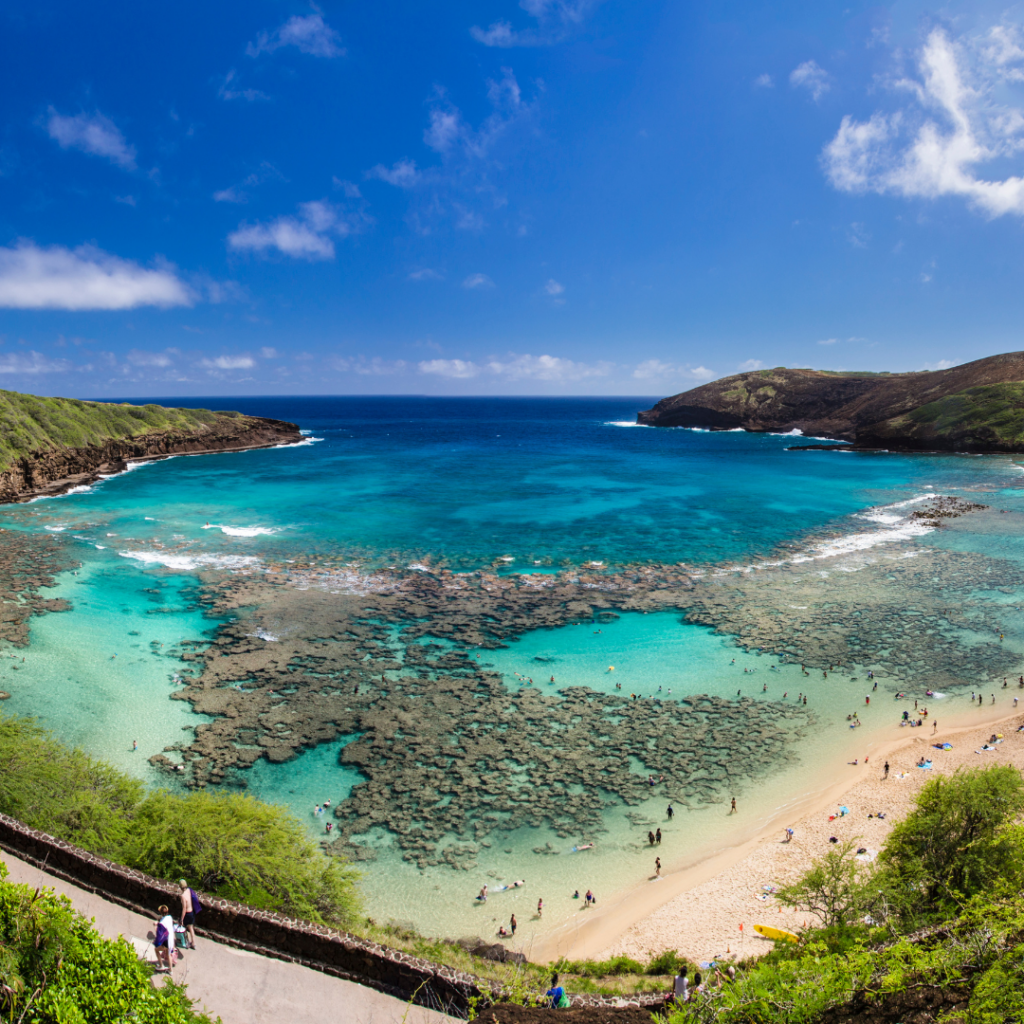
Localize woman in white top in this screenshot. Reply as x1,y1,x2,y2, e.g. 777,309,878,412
154,904,176,972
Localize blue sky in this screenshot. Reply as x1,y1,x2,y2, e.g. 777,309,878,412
3,1,1024,397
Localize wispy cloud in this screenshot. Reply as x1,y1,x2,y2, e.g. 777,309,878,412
753,73,774,89
213,162,283,203
365,158,419,187
790,60,830,101
471,0,597,48
923,359,957,370
0,352,73,375
463,273,495,289
331,356,408,375
632,360,716,382
200,355,254,370
127,348,176,367
544,278,565,296
247,13,343,58
45,108,136,169
227,200,365,260
737,359,764,371
0,242,192,310
823,25,1024,218
408,268,443,281
419,353,613,382
218,69,270,103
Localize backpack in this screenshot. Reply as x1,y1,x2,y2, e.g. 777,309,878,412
155,922,168,946
189,888,203,915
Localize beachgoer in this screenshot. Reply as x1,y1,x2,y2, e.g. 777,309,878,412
537,898,544,918
667,803,674,819
783,828,794,842
585,889,594,906
672,971,690,1004
883,761,890,778
498,926,509,937
655,828,662,844
730,797,737,814
648,830,656,845
511,914,517,935
178,879,199,950
326,822,333,833
154,904,176,972
655,857,661,877
132,739,137,752
546,973,566,1008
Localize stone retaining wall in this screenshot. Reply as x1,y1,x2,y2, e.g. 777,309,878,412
0,813,662,1016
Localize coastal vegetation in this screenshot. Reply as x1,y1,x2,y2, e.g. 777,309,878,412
0,713,360,927
0,864,212,1023
0,389,247,473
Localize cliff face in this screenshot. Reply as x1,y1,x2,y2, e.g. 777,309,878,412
0,415,301,503
637,352,1024,452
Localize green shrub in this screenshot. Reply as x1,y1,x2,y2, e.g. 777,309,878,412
0,713,361,929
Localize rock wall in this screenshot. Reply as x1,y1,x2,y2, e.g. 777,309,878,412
0,416,302,504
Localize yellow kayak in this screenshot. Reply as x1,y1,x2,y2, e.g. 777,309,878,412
753,924,799,943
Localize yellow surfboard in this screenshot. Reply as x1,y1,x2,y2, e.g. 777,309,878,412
753,924,799,943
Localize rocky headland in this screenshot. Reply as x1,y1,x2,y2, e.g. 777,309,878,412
0,389,301,503
637,350,1024,452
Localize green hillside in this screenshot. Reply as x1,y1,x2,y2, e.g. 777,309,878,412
0,390,247,474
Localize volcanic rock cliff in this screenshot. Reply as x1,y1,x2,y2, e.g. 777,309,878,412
637,351,1024,452
0,391,301,503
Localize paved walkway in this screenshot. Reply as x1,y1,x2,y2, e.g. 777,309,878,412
1,850,455,1024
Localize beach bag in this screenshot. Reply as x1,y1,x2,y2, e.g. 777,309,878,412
189,888,203,915
557,993,571,1009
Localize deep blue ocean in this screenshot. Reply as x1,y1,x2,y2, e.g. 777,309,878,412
5,396,1024,941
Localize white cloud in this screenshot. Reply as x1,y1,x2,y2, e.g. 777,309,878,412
823,26,1024,218
213,162,283,203
127,349,174,367
366,158,419,187
46,108,136,169
923,359,957,370
737,359,764,371
463,273,494,289
200,355,254,370
632,360,715,381
471,0,595,47
848,221,871,248
420,353,612,382
424,108,463,154
227,200,358,260
408,268,443,281
818,338,840,345
0,242,192,310
790,60,831,101
218,69,269,103
0,352,72,375
247,14,343,58
260,347,278,358
331,357,408,375
544,278,565,295
753,73,774,89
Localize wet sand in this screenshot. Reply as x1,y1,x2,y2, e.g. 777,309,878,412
532,700,1024,965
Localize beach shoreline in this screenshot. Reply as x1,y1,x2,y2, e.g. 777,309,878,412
531,699,1024,965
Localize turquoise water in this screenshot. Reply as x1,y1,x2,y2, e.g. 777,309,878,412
4,397,1024,941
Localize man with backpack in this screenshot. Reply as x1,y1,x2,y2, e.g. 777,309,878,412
178,879,202,950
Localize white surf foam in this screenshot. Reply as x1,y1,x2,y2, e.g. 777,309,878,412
44,525,66,532
203,525,279,537
28,484,93,503
119,550,259,571
604,421,651,427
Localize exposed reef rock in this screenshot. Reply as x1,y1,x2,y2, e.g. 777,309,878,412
0,415,301,504
114,495,1018,874
637,351,1024,452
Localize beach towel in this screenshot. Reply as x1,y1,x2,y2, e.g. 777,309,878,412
917,761,933,769
933,743,952,750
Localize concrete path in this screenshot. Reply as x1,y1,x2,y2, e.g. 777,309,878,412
1,850,455,1024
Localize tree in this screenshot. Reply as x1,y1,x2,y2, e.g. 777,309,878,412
777,839,865,931
879,765,1024,915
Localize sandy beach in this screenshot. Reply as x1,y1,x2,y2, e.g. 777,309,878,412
531,698,1024,966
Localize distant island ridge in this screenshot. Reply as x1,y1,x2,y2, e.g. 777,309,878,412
0,389,301,503
637,351,1024,452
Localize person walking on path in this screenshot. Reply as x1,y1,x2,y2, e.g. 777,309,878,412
154,904,176,973
178,879,199,950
